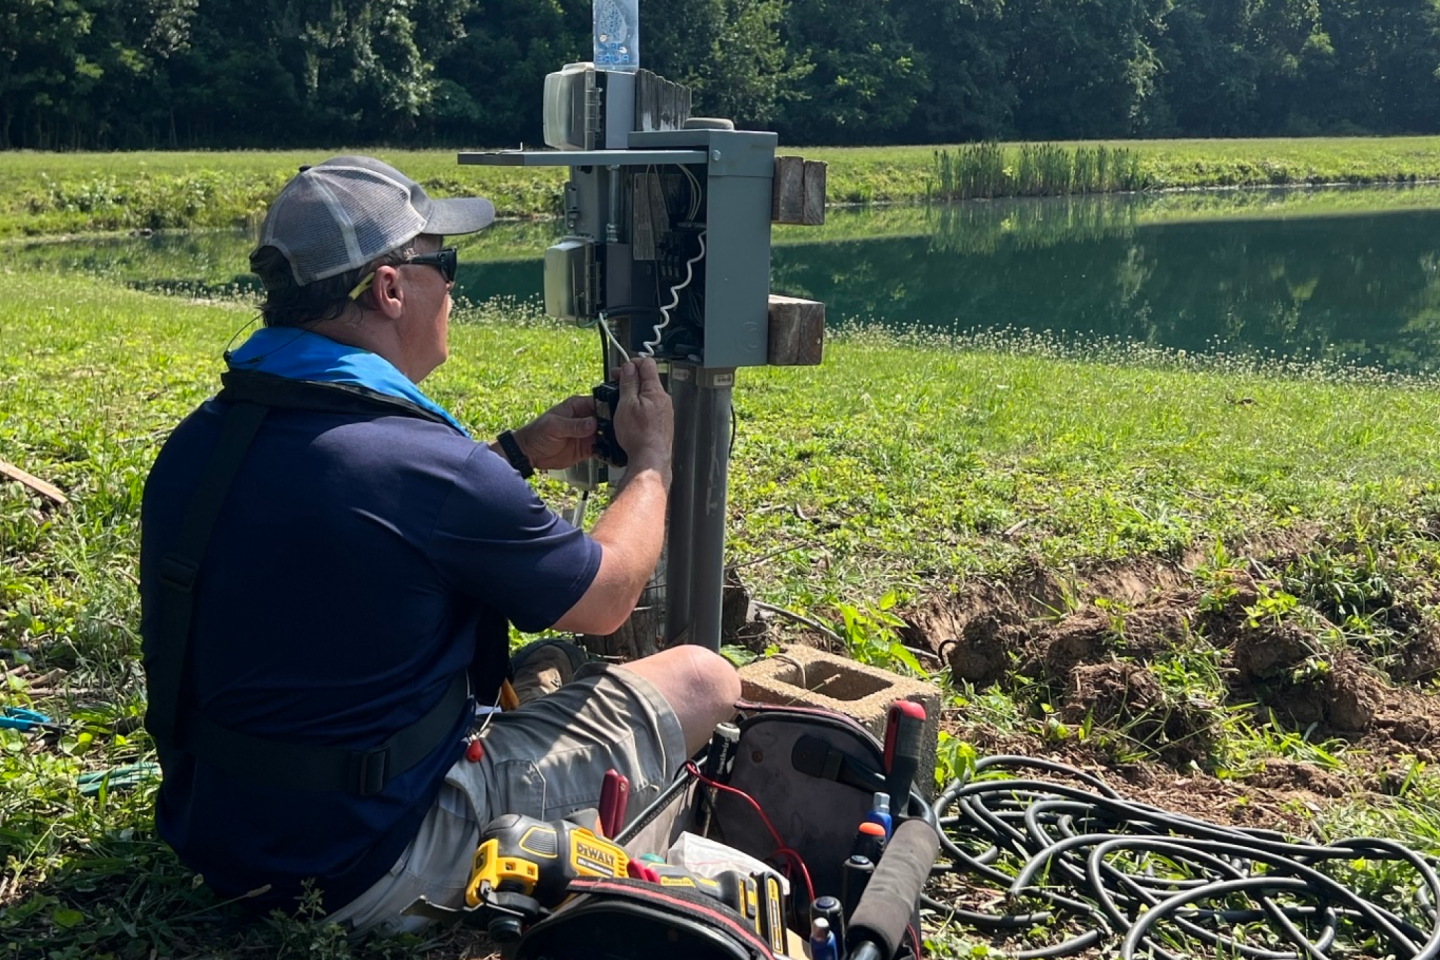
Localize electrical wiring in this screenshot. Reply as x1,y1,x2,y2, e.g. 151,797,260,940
685,761,818,905
927,755,1440,960
639,230,706,358
630,163,706,359
677,163,703,220
597,314,630,364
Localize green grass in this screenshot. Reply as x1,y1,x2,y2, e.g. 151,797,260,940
933,142,1146,199
12,270,1440,954
9,137,1440,237
730,328,1440,603
832,136,1440,204
0,149,569,238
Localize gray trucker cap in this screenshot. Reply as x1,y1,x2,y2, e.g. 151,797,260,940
255,155,496,287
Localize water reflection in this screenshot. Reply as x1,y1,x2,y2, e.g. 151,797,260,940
7,221,560,299
13,187,1440,375
772,192,1440,374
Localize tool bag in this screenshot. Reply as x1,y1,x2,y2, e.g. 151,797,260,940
513,700,934,960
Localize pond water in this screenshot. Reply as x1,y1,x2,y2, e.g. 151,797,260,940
16,185,1440,375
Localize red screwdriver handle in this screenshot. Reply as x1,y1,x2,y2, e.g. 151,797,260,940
883,701,926,813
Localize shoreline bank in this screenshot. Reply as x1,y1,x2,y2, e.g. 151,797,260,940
9,136,1440,238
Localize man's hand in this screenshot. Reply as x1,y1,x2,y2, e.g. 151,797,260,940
510,395,598,472
612,358,673,484
550,358,673,636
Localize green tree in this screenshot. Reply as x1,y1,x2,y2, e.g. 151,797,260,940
644,0,809,126
432,0,587,146
1004,0,1172,139
894,0,1012,142
168,0,468,146
0,0,88,147
1153,0,1327,135
774,0,925,143
0,0,196,148
1299,0,1440,133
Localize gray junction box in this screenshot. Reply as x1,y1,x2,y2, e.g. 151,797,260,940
461,68,777,371
459,65,798,651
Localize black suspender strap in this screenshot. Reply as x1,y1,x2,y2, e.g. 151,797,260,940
148,398,470,795
149,401,269,747
185,671,468,796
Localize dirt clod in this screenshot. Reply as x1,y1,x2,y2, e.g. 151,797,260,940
946,613,1025,686
1250,758,1347,799
906,533,1440,777
1231,622,1317,683
1063,661,1215,761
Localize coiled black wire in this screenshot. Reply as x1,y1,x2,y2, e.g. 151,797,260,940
925,756,1440,960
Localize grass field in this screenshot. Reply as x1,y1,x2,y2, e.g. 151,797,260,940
10,261,1440,955
10,151,1440,955
8,136,1440,237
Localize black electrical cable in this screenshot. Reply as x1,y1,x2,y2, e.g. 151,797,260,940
927,756,1440,960
601,305,666,319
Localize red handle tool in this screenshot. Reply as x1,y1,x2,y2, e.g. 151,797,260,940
600,768,631,838
883,701,926,814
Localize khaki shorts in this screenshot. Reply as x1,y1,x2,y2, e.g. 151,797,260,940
327,664,687,935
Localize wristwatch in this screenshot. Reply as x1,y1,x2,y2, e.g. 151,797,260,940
497,430,535,479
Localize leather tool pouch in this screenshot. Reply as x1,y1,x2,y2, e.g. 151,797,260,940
518,876,779,960
513,701,932,960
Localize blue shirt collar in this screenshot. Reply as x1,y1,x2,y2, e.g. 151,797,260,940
225,328,470,438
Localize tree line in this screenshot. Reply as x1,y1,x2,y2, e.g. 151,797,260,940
4,0,1440,151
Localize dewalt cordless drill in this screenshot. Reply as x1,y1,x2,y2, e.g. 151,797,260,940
467,813,631,909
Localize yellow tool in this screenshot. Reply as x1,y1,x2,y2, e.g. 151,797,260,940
466,813,631,909
648,865,772,939
758,871,787,955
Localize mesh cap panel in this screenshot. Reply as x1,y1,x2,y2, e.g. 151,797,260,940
256,156,495,287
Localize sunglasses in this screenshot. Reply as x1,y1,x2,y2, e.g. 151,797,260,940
348,247,458,300
406,247,458,284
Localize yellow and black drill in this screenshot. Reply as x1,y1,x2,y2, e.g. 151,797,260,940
467,813,631,909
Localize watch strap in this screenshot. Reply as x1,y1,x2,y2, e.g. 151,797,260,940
497,429,535,479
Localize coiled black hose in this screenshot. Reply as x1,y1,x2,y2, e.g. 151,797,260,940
925,755,1440,960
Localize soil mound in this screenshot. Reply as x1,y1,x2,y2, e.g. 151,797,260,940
904,533,1440,771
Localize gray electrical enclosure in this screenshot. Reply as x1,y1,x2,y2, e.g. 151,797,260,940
459,64,805,651
629,128,777,369
461,73,776,370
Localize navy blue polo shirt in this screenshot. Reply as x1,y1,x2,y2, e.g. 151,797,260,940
138,397,601,910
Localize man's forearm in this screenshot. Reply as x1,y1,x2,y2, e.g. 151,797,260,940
589,454,670,602
547,446,674,635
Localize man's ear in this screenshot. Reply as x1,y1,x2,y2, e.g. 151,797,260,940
368,265,405,319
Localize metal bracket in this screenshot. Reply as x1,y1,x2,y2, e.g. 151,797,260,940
564,182,581,231
459,149,708,168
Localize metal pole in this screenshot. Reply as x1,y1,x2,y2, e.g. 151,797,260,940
665,365,698,643
689,367,735,651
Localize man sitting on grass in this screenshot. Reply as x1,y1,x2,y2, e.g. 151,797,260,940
138,156,739,932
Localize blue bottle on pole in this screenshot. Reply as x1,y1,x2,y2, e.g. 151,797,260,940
593,0,640,72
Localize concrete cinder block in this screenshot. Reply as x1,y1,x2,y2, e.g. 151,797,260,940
738,644,942,799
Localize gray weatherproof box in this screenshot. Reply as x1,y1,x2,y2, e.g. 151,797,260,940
630,128,778,369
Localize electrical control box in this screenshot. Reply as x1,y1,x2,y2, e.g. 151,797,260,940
460,64,776,370
456,63,816,652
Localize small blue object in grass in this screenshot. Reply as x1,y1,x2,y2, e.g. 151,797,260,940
1,707,63,731
77,763,161,797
